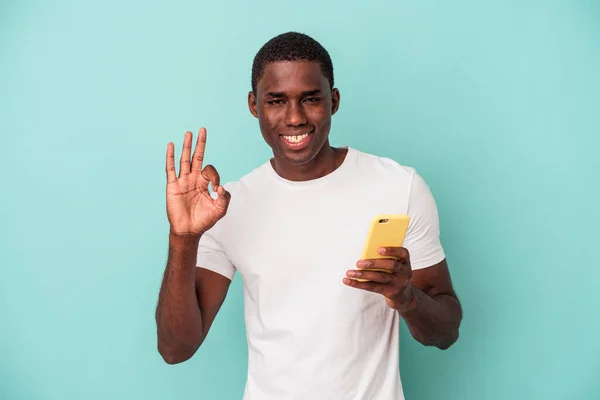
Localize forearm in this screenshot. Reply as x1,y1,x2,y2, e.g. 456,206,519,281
399,288,462,350
156,233,203,363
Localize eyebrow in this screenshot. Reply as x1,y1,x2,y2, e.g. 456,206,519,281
301,89,322,97
265,89,323,98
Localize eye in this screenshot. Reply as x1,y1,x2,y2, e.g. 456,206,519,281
304,97,320,103
267,99,284,105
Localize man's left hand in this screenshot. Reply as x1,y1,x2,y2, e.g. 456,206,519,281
343,247,416,311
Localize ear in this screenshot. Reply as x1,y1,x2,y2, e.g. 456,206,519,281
330,88,341,116
248,91,259,118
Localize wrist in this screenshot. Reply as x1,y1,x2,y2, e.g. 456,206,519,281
167,231,201,273
169,230,202,248
395,287,418,313
169,228,202,239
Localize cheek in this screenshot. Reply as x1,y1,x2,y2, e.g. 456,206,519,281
258,113,280,145
259,110,279,131
310,106,330,127
316,112,331,132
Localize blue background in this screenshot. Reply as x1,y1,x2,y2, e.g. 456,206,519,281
1,0,599,399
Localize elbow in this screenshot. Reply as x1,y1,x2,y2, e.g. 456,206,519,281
435,329,459,351
159,350,191,365
158,341,202,365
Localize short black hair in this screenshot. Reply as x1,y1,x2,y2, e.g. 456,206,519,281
251,32,334,93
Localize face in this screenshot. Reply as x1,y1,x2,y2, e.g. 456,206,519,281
248,61,340,167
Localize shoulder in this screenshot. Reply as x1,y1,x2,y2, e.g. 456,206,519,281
351,147,419,187
204,161,271,239
215,159,275,222
221,160,272,196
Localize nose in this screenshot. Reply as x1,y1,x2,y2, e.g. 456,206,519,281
284,102,307,127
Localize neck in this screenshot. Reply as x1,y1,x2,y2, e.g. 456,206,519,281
271,142,347,182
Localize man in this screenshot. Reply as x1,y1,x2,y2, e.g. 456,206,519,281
156,32,462,399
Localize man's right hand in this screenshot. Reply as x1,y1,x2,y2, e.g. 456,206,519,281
165,128,231,236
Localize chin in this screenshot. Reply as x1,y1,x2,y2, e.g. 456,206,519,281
277,148,316,166
281,140,328,166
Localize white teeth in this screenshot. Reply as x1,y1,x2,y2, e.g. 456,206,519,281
283,133,309,143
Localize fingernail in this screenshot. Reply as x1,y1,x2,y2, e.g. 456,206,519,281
378,248,386,254
347,270,358,277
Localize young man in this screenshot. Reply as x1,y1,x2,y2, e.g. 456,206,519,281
156,32,462,399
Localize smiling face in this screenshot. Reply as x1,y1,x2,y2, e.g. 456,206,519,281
249,60,340,170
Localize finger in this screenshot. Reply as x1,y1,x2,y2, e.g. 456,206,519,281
393,260,412,277
191,127,207,173
201,165,221,190
346,269,397,285
214,185,231,212
356,259,396,272
377,247,410,263
166,142,177,183
179,131,193,177
342,277,388,294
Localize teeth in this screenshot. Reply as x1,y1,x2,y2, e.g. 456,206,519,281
283,133,309,143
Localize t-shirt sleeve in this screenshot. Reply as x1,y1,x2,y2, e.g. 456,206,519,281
403,171,446,270
196,229,236,280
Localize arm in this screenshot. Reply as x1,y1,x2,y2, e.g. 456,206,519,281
156,233,231,364
372,171,461,349
157,127,232,364
397,258,461,349
344,253,462,350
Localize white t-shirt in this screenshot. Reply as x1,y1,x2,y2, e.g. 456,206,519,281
197,146,445,400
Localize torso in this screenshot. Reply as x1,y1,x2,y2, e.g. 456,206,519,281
212,147,418,399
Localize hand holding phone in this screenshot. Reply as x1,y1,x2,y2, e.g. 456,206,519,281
355,214,410,282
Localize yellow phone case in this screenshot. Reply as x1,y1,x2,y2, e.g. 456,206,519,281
356,214,410,282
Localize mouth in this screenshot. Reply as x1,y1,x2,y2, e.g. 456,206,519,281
279,129,314,151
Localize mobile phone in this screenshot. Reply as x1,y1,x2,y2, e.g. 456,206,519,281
356,214,410,282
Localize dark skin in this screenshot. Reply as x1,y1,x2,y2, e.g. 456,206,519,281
248,60,345,181
156,60,461,365
344,248,462,349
